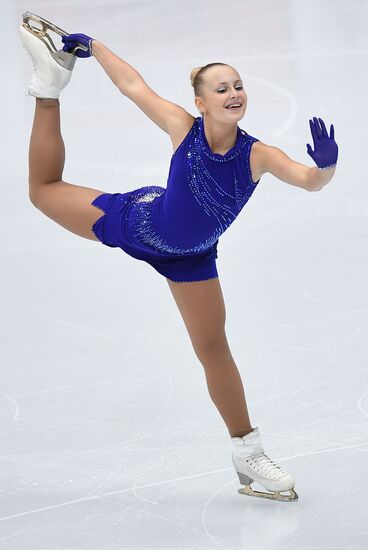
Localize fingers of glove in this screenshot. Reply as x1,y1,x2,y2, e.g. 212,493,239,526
62,44,74,53
62,39,90,57
61,33,91,43
61,35,76,47
73,48,91,58
318,117,329,138
313,117,322,139
62,34,90,50
62,38,79,49
62,43,82,55
306,143,314,157
330,124,335,140
62,39,77,49
309,119,318,145
75,33,91,41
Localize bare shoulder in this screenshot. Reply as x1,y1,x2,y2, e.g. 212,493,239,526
166,107,196,154
249,140,268,182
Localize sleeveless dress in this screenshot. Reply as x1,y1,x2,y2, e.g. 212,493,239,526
91,115,262,282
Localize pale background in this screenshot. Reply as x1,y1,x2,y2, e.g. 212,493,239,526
1,0,367,548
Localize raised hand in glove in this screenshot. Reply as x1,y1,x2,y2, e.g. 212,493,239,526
306,117,338,170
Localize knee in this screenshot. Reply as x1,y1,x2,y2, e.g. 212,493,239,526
29,189,40,208
29,187,48,209
194,339,232,367
28,190,40,210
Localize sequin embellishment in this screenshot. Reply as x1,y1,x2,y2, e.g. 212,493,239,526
130,118,260,256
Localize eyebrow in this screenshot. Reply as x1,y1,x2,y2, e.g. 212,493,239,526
216,79,242,85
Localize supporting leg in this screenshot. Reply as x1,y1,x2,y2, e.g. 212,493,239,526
201,351,254,438
166,277,254,439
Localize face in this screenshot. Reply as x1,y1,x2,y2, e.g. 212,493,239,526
195,66,247,122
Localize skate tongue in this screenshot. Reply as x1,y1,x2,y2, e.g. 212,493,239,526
243,427,258,439
231,427,258,442
231,427,263,456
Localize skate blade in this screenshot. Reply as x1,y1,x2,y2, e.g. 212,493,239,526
23,11,68,38
238,485,299,502
22,11,89,56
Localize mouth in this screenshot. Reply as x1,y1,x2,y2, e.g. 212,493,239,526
225,104,242,110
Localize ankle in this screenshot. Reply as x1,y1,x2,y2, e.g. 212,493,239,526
36,98,60,107
230,427,255,439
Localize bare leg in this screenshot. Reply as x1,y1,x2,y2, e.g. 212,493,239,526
202,351,253,438
29,98,64,194
27,98,106,241
166,277,254,438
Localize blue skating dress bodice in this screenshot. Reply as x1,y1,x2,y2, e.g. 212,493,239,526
92,115,262,282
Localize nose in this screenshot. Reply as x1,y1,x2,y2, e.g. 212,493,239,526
229,87,243,99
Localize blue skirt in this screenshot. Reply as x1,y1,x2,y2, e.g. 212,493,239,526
91,188,219,283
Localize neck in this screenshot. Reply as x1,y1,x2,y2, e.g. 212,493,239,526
202,115,238,154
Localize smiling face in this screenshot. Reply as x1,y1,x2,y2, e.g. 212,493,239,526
194,65,248,122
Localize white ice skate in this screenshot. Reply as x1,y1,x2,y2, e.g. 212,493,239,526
231,427,299,502
19,12,87,98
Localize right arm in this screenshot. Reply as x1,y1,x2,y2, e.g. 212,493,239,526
91,40,142,92
91,40,195,137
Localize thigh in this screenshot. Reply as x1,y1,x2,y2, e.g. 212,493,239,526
166,277,231,362
30,180,106,241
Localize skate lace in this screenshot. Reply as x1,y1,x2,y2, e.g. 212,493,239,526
247,451,288,480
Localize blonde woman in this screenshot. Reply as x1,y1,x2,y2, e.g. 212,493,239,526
19,12,338,503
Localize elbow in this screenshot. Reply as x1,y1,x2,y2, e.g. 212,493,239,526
304,175,322,192
304,167,327,191
307,183,323,192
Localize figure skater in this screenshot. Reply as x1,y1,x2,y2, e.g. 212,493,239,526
19,12,338,502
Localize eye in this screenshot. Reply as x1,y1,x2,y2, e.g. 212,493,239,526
217,85,243,93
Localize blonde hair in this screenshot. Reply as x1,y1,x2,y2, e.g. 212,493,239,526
189,66,203,90
190,62,231,114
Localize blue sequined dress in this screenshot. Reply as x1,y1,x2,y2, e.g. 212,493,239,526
91,115,261,282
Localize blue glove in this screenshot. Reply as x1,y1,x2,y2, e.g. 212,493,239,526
306,117,338,170
61,33,94,58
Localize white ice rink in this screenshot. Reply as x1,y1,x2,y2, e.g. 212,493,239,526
1,0,367,548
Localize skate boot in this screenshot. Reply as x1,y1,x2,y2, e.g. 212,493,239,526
19,12,84,98
231,427,298,502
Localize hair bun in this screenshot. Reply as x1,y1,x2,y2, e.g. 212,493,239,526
190,67,202,87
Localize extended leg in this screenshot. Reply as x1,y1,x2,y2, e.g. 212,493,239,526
29,98,64,192
28,98,106,241
21,18,106,241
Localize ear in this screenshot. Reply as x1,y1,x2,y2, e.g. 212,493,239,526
195,96,205,115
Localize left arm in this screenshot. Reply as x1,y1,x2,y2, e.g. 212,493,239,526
259,144,336,192
258,117,338,192
305,165,336,191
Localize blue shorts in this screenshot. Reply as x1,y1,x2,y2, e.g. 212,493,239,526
91,191,219,283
